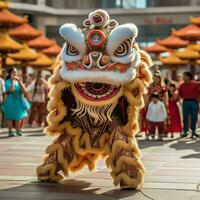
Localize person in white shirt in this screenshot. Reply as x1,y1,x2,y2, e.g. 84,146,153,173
26,75,48,127
0,69,6,127
146,93,167,141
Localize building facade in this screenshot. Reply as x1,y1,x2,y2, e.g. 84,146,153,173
10,0,200,46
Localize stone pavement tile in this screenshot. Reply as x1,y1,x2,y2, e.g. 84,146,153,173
142,160,167,167
0,191,48,199
0,180,28,190
145,175,200,184
44,192,116,200
164,160,200,168
137,188,200,200
142,154,182,161
78,171,111,179
153,169,200,176
54,178,113,190
143,182,196,190
0,175,35,181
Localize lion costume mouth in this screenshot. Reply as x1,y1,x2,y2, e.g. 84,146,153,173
74,82,120,101
72,82,123,106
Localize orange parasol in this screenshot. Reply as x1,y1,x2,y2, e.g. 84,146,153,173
42,40,61,57
143,43,168,54
172,24,200,41
9,23,41,41
0,6,27,29
157,35,189,49
28,35,54,50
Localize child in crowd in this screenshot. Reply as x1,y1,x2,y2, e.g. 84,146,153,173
146,93,167,141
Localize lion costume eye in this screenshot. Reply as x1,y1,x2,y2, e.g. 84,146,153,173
114,39,132,57
66,42,79,56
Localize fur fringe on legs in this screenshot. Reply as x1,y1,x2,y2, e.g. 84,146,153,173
106,126,144,189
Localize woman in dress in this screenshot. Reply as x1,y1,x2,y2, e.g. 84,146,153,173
141,70,168,139
2,68,28,137
167,83,183,138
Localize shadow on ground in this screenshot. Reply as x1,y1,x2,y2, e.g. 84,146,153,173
170,138,200,159
0,179,147,200
138,139,174,149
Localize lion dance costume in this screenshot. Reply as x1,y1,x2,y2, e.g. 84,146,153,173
37,9,152,189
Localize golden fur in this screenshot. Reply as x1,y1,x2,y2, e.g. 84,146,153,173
37,48,152,189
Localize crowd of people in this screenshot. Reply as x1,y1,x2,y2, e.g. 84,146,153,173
141,68,200,141
0,67,49,137
0,66,200,140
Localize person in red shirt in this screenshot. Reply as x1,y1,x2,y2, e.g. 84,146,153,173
179,71,200,138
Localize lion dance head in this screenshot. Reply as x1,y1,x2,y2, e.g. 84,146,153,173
37,9,152,189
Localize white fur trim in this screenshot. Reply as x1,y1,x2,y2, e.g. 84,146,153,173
60,43,82,63
59,23,86,57
106,23,138,56
60,52,140,86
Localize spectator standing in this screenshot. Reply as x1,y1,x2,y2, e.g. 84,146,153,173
175,73,183,88
27,75,48,127
167,83,182,138
146,93,167,141
0,69,6,127
179,71,200,138
2,68,29,137
141,71,168,137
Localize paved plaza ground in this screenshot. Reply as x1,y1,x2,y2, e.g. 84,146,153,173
0,128,200,200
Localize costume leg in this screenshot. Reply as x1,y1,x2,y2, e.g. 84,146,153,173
36,132,76,182
106,126,145,189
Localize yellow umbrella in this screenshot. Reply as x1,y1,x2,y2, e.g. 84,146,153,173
189,43,200,52
175,47,200,75
190,16,200,26
9,44,39,74
0,32,22,68
28,53,53,69
0,57,20,67
160,54,188,80
175,47,200,60
10,44,39,61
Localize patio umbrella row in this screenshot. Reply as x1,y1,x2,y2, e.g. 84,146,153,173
143,16,200,79
0,1,61,73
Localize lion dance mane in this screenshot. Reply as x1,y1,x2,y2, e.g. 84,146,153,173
37,9,152,189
